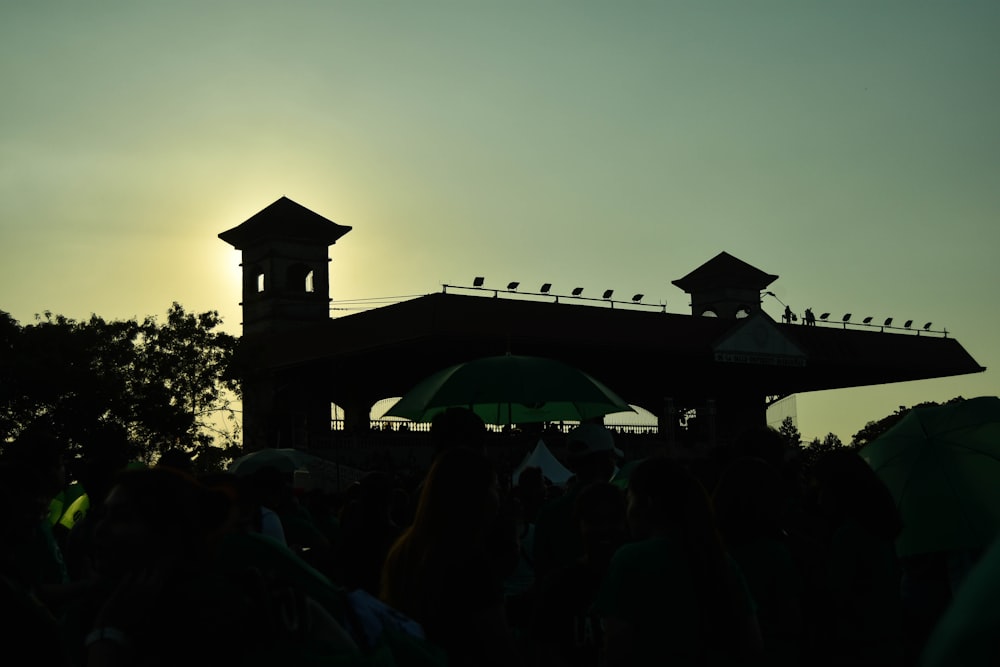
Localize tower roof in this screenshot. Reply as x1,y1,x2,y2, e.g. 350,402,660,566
671,251,778,293
218,196,352,249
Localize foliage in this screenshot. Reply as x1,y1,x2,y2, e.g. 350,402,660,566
777,416,801,449
0,303,241,473
792,396,969,474
849,397,965,449
798,432,847,472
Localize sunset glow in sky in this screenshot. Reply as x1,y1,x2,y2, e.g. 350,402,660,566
2,2,997,441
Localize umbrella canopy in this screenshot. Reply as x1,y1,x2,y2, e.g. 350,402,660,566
859,396,1000,557
384,353,635,426
228,447,328,476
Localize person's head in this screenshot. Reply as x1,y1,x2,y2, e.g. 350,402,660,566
515,466,547,518
409,446,499,544
199,471,257,535
75,426,136,505
246,465,293,510
358,470,394,522
575,481,627,566
732,426,792,471
93,467,232,578
809,448,902,540
566,423,620,483
712,456,786,547
157,448,195,476
430,407,488,456
626,456,715,541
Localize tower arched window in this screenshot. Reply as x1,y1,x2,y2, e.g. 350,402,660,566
287,263,315,293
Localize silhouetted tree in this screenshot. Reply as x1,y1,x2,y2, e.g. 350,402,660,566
799,432,845,472
0,303,240,472
849,397,965,448
777,416,801,449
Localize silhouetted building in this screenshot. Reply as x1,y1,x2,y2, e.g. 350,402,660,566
220,197,986,453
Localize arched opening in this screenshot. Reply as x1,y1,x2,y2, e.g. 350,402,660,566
287,263,315,293
256,270,265,293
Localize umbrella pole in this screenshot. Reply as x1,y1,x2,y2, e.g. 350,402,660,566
506,402,515,490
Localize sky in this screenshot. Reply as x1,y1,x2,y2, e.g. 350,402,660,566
2,1,998,442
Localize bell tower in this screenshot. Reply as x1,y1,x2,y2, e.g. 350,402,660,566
672,251,778,319
219,196,352,338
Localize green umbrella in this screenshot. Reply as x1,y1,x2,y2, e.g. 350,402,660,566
384,354,635,426
228,447,329,476
859,396,1000,557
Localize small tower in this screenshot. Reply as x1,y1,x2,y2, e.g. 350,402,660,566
219,197,352,337
672,251,778,319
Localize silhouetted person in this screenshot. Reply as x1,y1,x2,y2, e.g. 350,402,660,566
532,424,620,580
336,470,403,596
431,406,490,458
78,466,357,666
0,461,74,666
530,481,627,667
428,407,520,588
805,449,904,667
157,447,195,476
0,427,93,621
380,447,523,667
804,308,816,326
713,456,803,667
503,466,545,633
594,456,762,667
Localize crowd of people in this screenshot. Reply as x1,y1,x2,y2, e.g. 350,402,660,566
0,409,992,666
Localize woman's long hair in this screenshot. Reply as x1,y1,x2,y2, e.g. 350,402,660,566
379,447,497,622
